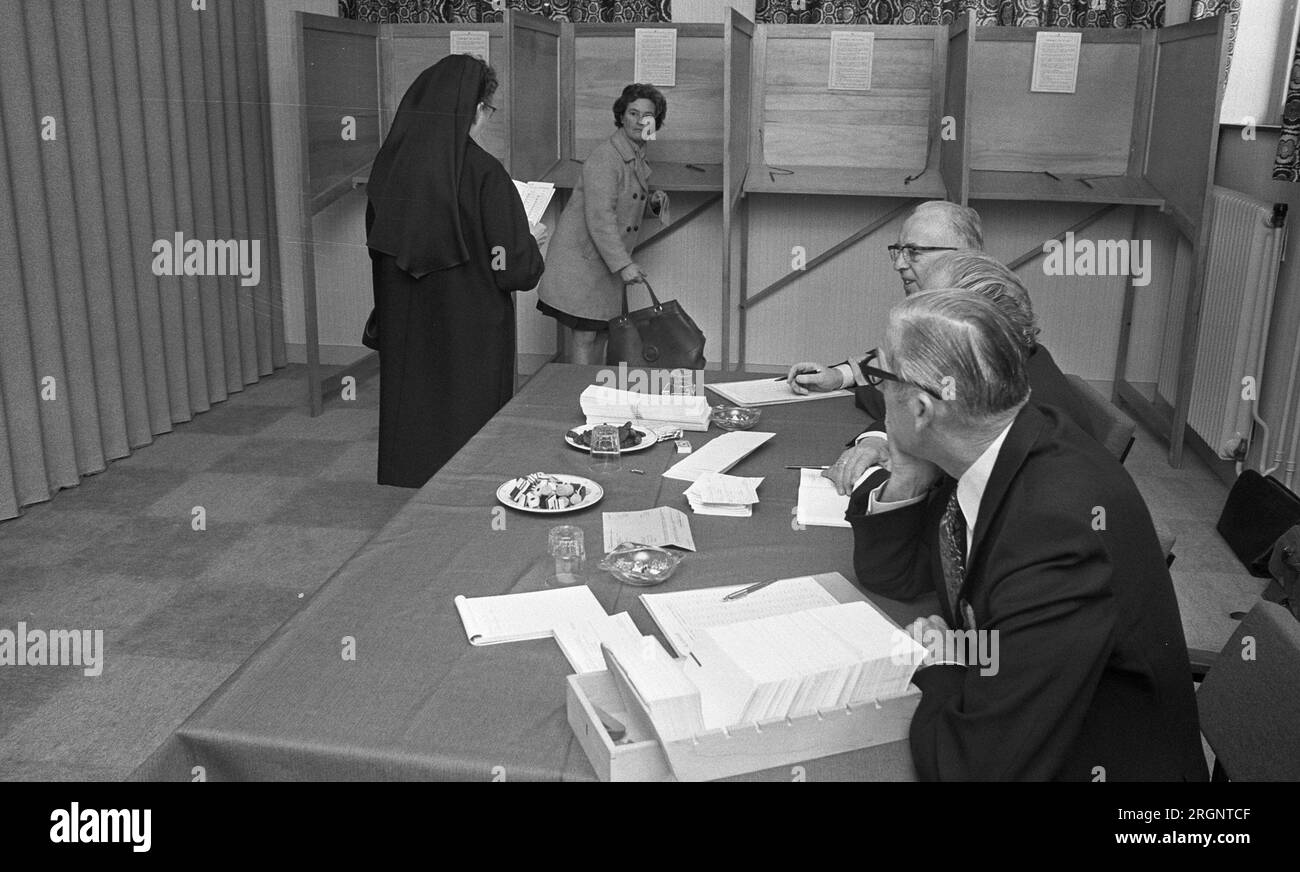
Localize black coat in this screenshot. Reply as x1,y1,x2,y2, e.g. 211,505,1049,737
847,403,1206,781
369,141,544,487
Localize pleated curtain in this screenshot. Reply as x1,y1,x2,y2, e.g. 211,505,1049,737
0,0,285,522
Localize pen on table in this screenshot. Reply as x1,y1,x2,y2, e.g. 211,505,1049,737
785,465,829,470
684,163,707,173
1043,170,1061,181
723,579,777,602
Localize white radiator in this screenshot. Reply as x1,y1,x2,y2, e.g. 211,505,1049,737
1186,186,1286,462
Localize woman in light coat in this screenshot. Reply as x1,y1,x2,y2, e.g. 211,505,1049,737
536,84,668,364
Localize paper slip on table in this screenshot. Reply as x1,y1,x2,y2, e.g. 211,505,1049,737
131,364,936,782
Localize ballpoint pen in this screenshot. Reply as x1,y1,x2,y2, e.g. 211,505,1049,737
723,578,777,601
785,465,829,469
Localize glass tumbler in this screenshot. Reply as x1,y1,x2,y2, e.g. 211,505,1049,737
548,525,586,587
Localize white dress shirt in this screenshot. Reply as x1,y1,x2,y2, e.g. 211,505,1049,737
866,422,1015,558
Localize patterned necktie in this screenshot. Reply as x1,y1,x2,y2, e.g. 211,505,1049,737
939,487,967,626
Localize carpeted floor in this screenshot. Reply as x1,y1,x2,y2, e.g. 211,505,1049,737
0,365,1267,780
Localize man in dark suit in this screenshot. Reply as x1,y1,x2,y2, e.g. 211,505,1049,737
848,289,1205,781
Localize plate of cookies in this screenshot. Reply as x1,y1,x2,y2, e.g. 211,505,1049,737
495,472,604,514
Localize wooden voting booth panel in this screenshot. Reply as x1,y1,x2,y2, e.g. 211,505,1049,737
1118,15,1231,467
509,16,563,182
300,17,381,213
745,25,947,198
939,16,970,208
723,9,754,372
961,25,1162,205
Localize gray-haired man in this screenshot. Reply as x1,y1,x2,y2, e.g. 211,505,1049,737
849,289,1204,781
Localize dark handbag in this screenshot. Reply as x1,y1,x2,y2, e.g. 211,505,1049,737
1216,470,1300,577
361,308,379,351
605,280,706,369
1265,525,1300,620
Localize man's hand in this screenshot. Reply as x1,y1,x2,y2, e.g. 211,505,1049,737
620,262,647,284
822,435,889,495
906,614,954,669
880,430,941,501
786,362,845,395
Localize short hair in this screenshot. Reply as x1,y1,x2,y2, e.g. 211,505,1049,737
478,63,499,107
887,289,1030,422
908,201,984,250
613,84,668,131
928,250,1041,351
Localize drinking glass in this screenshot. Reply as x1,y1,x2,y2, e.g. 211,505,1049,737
548,525,586,587
588,423,622,474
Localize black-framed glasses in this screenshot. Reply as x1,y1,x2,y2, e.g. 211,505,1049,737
481,103,497,117
861,349,946,401
887,244,959,263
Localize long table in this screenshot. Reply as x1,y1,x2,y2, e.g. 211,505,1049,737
132,365,934,781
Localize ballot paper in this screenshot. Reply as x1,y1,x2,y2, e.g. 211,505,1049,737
602,506,696,553
705,379,852,407
683,473,763,517
794,466,880,528
580,385,712,432
455,585,609,646
683,601,925,729
639,575,839,658
601,636,703,742
553,611,645,674
662,431,774,483
513,180,556,226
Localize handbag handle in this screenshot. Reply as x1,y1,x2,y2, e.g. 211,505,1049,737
620,278,662,317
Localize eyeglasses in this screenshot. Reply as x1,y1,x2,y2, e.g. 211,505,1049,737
887,244,958,263
861,349,946,401
481,103,497,117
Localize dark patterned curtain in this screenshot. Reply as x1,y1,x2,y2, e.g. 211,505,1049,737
339,0,670,22
1275,35,1300,180
755,1,1163,27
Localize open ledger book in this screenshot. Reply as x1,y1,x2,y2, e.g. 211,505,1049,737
604,575,926,742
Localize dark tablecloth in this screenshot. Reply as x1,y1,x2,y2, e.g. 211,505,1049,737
132,365,933,781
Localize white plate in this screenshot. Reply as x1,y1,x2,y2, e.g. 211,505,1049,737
563,424,657,454
496,473,605,514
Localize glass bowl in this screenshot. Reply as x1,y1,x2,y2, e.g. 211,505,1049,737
598,542,682,587
710,404,762,431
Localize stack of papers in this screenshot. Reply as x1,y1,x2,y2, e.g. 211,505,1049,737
601,635,705,742
456,586,647,676
706,378,852,406
580,385,711,432
553,612,645,674
662,431,774,482
683,472,763,517
684,602,925,729
794,466,881,528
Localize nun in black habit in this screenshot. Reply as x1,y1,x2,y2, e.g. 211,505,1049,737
367,55,545,488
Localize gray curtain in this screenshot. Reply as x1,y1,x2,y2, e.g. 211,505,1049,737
0,0,286,522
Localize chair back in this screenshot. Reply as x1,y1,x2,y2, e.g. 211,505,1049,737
1065,374,1136,463
1198,600,1300,780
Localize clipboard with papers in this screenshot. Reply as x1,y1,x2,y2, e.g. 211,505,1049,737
565,572,922,782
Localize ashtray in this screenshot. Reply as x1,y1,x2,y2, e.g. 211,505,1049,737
598,542,682,587
710,404,762,431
